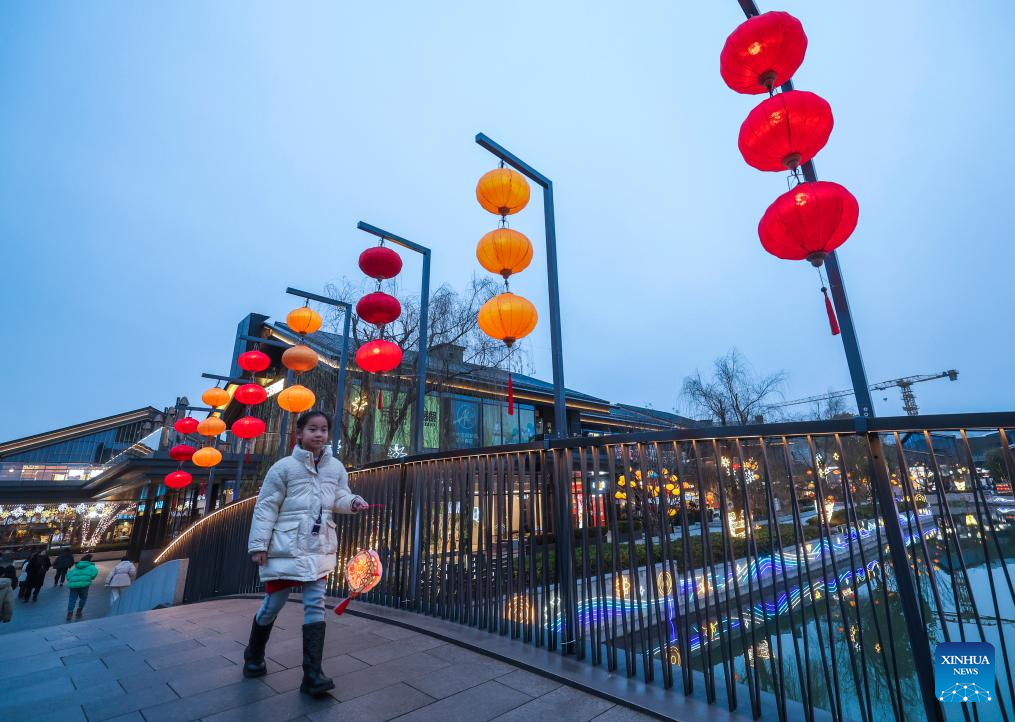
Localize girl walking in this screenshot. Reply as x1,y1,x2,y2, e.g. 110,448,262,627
244,410,368,696
105,557,137,603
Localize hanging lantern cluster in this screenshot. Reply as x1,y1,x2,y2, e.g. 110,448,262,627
355,239,404,411
275,303,321,414
475,165,538,415
232,341,272,443
720,10,857,336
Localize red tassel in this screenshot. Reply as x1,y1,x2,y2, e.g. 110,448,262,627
377,391,383,410
822,287,840,336
507,372,514,416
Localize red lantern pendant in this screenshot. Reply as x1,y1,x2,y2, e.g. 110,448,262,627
234,383,268,406
232,416,267,439
355,340,403,373
758,181,859,265
165,470,193,489
169,444,196,462
507,373,514,416
174,417,199,435
720,11,807,94
738,90,833,171
359,246,403,281
356,292,402,327
238,350,271,373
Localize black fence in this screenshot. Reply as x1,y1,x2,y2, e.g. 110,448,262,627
156,412,1015,722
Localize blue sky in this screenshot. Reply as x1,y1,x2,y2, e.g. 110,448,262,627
1,1,1012,440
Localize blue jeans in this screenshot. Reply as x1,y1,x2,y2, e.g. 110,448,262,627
255,578,326,626
67,587,89,612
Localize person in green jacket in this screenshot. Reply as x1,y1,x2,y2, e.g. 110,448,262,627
65,554,98,621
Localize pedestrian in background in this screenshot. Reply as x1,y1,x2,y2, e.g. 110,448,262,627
65,553,98,621
20,551,51,602
0,565,17,623
53,549,75,586
105,557,137,603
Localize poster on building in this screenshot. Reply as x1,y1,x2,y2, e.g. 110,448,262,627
423,394,440,449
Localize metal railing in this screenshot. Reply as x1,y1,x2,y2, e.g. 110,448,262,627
156,412,1015,722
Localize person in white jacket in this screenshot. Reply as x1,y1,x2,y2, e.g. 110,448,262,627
243,410,368,696
105,557,137,603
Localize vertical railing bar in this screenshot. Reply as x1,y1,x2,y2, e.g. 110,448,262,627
576,446,595,663
589,446,609,667
757,438,795,721
708,439,740,710
959,430,1015,718
794,436,840,722
778,436,819,721
806,435,859,722
866,432,945,722
729,438,767,720
619,444,650,681
650,440,678,690
674,440,699,696
922,432,977,722
829,433,887,722
634,442,664,684
664,440,692,693
636,442,668,687
892,434,953,633
506,452,517,639
526,450,538,646
690,439,721,703
604,444,635,677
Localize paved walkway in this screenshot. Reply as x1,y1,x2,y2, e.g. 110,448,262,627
1,597,654,721
1,560,117,634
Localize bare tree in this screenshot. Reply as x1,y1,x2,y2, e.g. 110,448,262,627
680,349,786,426
324,275,531,463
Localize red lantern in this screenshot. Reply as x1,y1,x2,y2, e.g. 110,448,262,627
169,444,196,462
720,11,807,94
234,383,268,406
231,416,266,439
238,350,271,373
174,417,199,435
738,90,833,171
355,340,403,373
359,246,402,280
165,470,193,489
356,292,401,327
758,181,859,265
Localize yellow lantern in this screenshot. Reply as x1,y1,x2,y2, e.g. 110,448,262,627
278,384,316,413
476,168,530,216
192,447,222,468
286,306,323,335
476,228,533,279
202,387,230,407
478,293,538,347
197,417,226,437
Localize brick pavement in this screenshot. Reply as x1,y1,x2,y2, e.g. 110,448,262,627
0,597,655,721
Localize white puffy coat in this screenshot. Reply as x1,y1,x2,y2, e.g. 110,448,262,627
105,560,136,589
247,445,364,583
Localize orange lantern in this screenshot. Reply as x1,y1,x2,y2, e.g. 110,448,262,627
476,228,534,279
476,168,530,216
478,293,538,347
192,446,223,468
286,306,323,335
197,417,226,437
202,387,230,407
282,344,318,373
278,384,316,413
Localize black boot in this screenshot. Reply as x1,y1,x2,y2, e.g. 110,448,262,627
299,622,334,696
243,618,274,678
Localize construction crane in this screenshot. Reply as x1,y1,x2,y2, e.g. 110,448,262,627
772,370,959,416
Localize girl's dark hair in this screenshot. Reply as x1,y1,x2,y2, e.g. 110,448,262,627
295,410,331,432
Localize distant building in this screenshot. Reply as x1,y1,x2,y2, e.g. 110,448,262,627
220,313,697,466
